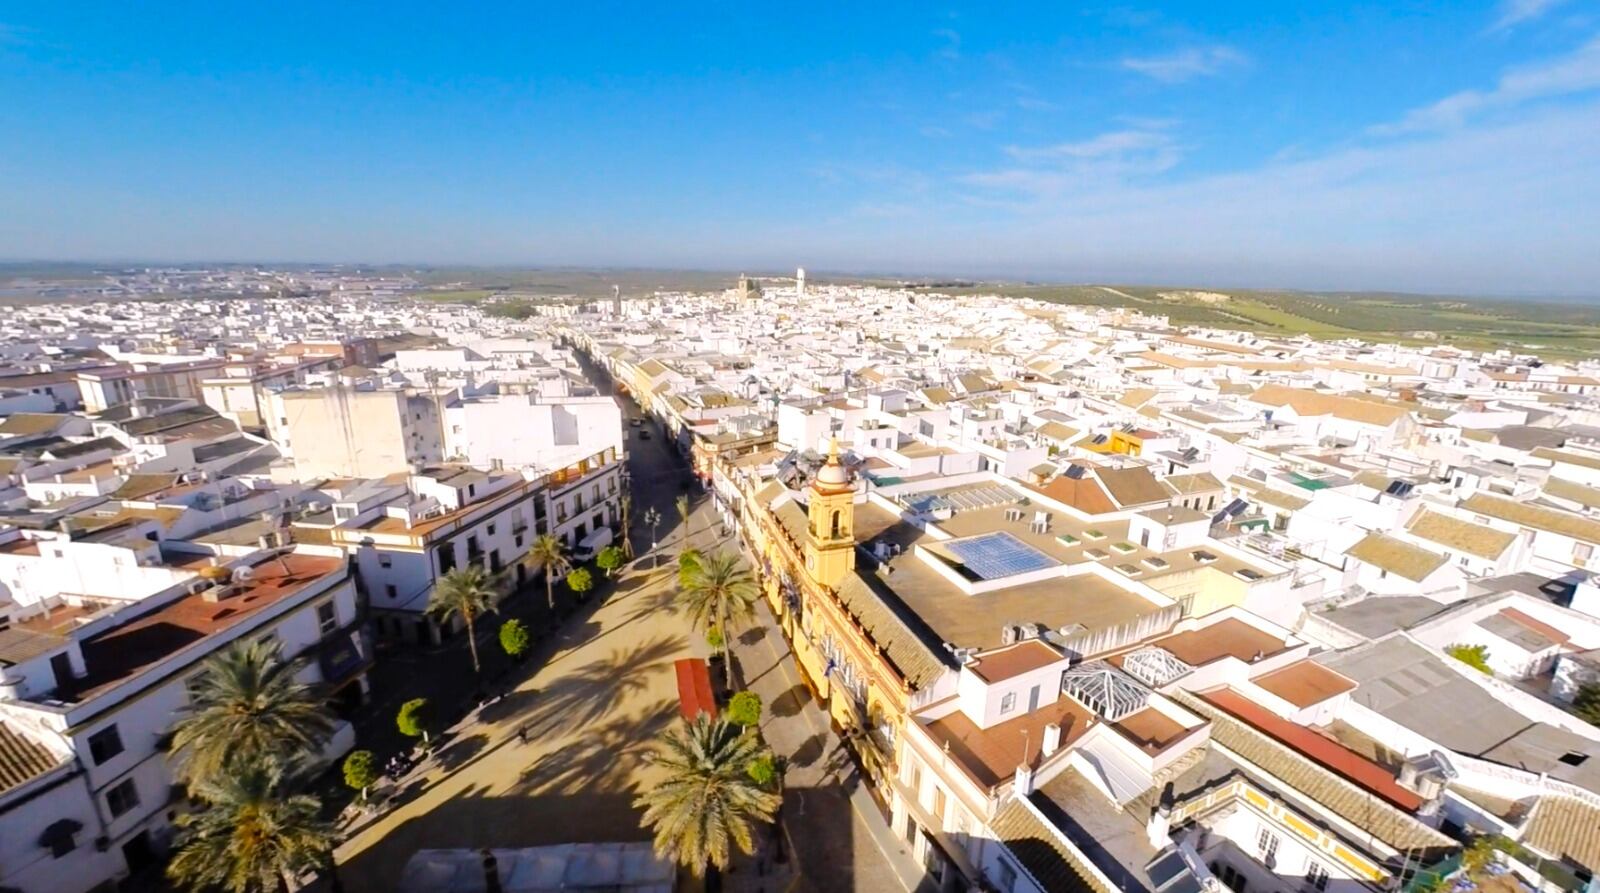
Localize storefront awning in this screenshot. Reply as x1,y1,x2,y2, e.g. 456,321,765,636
674,658,718,722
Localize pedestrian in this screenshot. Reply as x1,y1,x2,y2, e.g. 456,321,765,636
517,725,529,744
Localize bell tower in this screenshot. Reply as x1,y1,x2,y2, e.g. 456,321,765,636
805,438,856,588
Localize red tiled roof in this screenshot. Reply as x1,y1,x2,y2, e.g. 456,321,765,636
1201,687,1422,811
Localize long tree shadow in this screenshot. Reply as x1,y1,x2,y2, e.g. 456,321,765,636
770,683,809,718
433,732,488,772
479,632,685,740
789,733,827,769
515,700,678,797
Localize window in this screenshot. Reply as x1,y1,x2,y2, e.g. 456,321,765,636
379,554,392,569
487,523,496,536
88,726,124,765
1000,692,1017,714
106,779,140,818
1306,862,1329,891
592,484,601,501
435,542,456,574
1257,828,1279,864
608,477,617,494
385,584,397,600
995,859,1018,893
317,601,338,634
932,787,947,824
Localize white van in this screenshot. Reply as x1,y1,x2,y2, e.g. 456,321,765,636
574,526,614,562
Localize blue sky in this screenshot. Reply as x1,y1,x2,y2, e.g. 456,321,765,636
2,2,1598,295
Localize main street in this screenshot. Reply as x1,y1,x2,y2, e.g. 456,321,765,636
327,352,927,891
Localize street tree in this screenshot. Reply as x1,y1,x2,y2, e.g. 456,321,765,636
527,534,571,614
427,565,500,675
499,618,532,661
343,750,377,803
567,566,595,602
677,551,759,688
169,639,334,784
636,714,779,877
397,698,433,746
166,760,336,893
597,544,625,578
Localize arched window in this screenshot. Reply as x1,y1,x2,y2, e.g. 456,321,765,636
830,510,841,538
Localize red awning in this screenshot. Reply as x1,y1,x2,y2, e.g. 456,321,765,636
674,658,718,722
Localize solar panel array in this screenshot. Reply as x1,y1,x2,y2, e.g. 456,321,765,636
944,532,1060,580
898,484,1014,513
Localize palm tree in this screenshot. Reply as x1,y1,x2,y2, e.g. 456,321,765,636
677,551,759,688
427,565,500,675
170,640,334,784
167,760,336,893
675,494,692,555
636,714,780,877
526,534,571,614
619,492,635,560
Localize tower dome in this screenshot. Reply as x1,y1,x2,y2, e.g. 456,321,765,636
814,438,851,489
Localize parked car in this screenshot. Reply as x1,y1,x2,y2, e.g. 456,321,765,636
574,526,614,562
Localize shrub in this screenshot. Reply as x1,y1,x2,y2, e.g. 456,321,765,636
705,625,725,651
728,691,762,727
397,698,432,744
499,618,531,660
1445,643,1492,675
343,750,376,801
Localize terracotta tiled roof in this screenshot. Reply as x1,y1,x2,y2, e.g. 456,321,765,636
1174,689,1454,853
1523,793,1600,873
0,721,64,793
991,798,1108,893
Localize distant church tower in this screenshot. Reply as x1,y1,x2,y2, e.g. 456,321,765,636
796,267,807,298
805,438,856,588
611,284,622,317
736,274,763,303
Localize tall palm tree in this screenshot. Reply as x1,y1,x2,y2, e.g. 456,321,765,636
675,494,692,555
427,565,500,675
619,492,635,560
636,714,780,877
677,551,759,688
167,760,336,893
526,533,571,614
170,640,334,784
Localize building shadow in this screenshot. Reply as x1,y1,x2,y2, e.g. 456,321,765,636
516,700,678,797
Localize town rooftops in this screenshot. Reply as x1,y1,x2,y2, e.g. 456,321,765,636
1345,532,1448,582
1461,492,1600,545
1251,659,1358,709
967,640,1067,684
1406,509,1515,560
58,552,345,704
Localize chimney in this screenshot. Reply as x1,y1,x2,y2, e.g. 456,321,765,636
1014,763,1036,796
1041,723,1063,758
1147,804,1172,848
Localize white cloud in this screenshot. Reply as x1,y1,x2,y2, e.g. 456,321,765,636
1375,34,1600,133
1491,0,1568,31
1120,45,1246,83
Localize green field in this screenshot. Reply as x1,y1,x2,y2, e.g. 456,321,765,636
922,284,1600,358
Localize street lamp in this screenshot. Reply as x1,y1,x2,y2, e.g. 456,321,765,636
643,507,661,551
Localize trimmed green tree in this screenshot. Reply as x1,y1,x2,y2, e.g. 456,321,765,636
727,691,762,728
499,618,532,661
567,566,595,602
597,544,625,578
343,750,376,803
397,698,433,746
